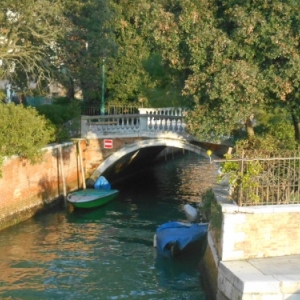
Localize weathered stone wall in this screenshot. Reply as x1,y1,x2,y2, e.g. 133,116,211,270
220,205,300,261
210,183,300,262
0,142,78,230
0,137,142,231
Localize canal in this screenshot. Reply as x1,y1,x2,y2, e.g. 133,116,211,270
0,151,217,300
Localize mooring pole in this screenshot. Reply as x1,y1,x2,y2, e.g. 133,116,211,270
58,146,67,207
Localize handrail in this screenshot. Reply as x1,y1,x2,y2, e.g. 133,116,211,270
217,156,300,206
83,114,184,120
81,113,186,137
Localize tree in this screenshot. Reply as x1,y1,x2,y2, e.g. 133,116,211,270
222,0,300,142
98,0,191,106
105,0,153,104
0,0,68,90
184,0,300,144
58,0,116,103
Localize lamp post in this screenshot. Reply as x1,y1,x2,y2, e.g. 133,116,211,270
206,149,212,163
101,58,105,115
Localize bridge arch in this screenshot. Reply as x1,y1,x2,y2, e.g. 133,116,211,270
88,139,210,185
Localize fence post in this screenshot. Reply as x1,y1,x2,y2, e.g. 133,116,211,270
239,150,244,205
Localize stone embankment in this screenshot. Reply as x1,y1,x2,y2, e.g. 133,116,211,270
204,179,300,299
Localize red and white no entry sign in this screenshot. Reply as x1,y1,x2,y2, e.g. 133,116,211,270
104,139,113,149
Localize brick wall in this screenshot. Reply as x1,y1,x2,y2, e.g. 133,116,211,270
0,142,78,230
0,137,144,231
83,137,143,178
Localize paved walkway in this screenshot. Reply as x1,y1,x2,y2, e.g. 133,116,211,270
218,255,300,299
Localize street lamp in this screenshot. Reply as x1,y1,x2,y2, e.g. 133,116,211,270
101,58,105,115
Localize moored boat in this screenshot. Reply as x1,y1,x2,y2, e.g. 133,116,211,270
154,221,208,258
67,176,119,209
67,188,119,209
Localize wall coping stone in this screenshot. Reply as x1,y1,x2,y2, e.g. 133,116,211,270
218,255,300,299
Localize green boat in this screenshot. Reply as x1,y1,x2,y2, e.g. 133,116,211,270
67,189,119,209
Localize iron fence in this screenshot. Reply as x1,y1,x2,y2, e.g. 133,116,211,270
26,96,53,106
216,152,300,206
81,103,140,116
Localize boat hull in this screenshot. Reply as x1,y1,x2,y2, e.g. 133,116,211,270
67,189,119,208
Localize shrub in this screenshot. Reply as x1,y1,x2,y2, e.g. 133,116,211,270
35,98,81,142
0,103,55,176
218,133,299,205
0,90,6,102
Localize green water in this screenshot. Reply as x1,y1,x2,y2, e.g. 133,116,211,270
0,152,215,300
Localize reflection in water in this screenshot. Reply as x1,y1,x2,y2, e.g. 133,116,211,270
0,152,217,300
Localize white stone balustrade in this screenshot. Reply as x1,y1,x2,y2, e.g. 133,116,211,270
81,108,187,138
138,107,187,116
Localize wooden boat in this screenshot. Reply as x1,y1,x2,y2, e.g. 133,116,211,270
67,188,119,209
154,221,208,258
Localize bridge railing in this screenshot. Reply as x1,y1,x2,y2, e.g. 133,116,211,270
81,105,187,117
138,107,187,116
81,112,186,138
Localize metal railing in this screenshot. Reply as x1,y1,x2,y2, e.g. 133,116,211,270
26,96,53,106
81,104,140,116
217,154,300,206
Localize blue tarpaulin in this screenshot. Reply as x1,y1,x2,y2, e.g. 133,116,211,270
94,176,111,190
155,221,208,258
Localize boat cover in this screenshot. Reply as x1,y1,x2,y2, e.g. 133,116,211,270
94,176,111,190
155,221,208,257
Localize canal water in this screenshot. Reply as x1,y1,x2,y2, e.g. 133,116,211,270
0,151,217,300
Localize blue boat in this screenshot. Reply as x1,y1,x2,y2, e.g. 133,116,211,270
155,221,208,258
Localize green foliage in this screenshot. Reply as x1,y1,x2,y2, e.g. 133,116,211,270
185,103,233,142
218,155,262,204
60,0,116,102
210,198,223,232
2,0,300,143
35,98,81,142
201,189,222,232
253,108,297,149
183,0,300,143
219,128,298,204
0,0,67,89
0,103,55,176
235,133,296,153
201,188,215,215
0,90,6,102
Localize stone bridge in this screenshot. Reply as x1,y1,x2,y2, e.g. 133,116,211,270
80,107,231,185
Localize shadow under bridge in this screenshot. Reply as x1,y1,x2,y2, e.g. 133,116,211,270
86,138,211,187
